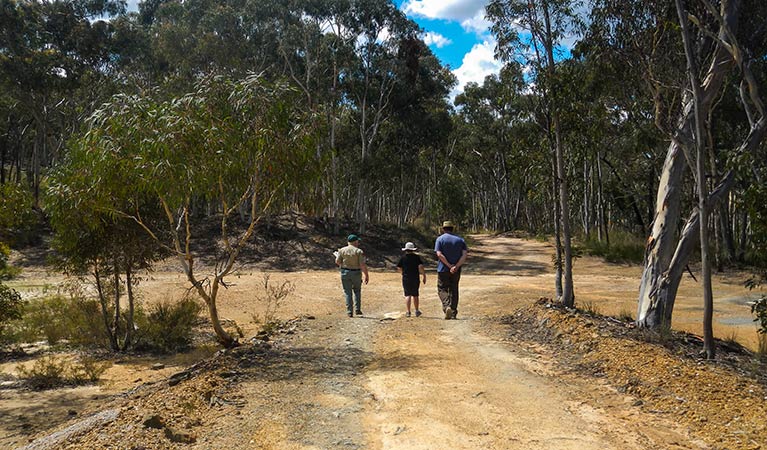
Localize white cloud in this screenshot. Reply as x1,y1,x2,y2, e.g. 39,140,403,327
422,31,452,48
354,26,393,52
402,0,489,34
460,11,492,34
451,39,503,101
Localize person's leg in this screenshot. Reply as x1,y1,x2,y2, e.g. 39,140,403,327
437,271,451,310
413,295,420,316
402,279,410,315
351,271,363,314
450,269,461,318
340,271,353,316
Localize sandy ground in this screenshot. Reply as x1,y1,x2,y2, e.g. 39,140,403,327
2,235,762,449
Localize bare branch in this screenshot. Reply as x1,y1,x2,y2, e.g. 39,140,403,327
740,80,756,126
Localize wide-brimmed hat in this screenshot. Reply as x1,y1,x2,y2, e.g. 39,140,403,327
347,234,360,242
441,220,455,228
402,242,417,251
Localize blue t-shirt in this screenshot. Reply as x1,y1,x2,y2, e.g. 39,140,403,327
434,233,467,272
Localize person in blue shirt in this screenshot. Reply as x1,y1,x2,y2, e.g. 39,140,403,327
434,221,468,320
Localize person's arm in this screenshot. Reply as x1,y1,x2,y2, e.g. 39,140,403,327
335,250,342,267
361,258,369,284
418,264,426,284
436,251,452,269
450,249,468,274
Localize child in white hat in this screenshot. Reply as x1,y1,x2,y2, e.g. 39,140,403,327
396,242,426,317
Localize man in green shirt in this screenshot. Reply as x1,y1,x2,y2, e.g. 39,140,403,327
335,234,369,317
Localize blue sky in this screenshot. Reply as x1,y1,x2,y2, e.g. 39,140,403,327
396,0,502,99
125,0,502,99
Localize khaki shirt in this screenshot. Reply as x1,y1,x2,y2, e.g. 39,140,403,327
336,244,364,269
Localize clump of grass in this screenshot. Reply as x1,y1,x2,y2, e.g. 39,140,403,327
723,330,740,348
617,308,634,322
0,242,21,280
758,334,767,360
635,324,674,347
579,300,601,316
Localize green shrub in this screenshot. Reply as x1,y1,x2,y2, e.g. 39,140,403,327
0,184,38,246
17,295,108,348
0,283,25,345
16,355,111,390
68,356,112,384
0,242,21,280
134,297,203,353
17,355,68,389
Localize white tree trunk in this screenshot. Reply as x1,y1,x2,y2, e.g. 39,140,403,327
636,0,740,328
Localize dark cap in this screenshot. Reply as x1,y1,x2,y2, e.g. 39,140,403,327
347,234,360,242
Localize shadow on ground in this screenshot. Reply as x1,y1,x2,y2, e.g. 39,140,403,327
236,344,424,383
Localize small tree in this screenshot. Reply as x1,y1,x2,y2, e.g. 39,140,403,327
64,74,318,347
44,180,167,351
0,283,24,344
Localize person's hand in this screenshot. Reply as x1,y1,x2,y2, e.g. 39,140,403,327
422,276,426,285
364,275,369,285
450,265,458,274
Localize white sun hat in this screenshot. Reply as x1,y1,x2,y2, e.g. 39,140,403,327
402,242,417,251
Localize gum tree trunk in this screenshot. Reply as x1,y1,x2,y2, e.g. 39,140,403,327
636,0,739,328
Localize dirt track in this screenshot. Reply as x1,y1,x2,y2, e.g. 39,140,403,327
4,234,761,449
154,234,753,449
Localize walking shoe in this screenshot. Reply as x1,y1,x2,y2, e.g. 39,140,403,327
406,311,411,317
347,312,353,317
444,307,453,320
355,310,363,316
415,310,422,317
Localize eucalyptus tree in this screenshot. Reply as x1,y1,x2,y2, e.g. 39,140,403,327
453,64,540,231
0,0,128,202
371,36,455,226
487,0,583,307
339,0,421,231
62,75,319,347
586,0,767,335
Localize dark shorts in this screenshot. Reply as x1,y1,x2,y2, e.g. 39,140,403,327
403,278,420,296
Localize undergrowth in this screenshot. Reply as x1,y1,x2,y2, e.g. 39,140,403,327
251,274,295,334
134,296,203,354
16,355,111,390
580,231,645,264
